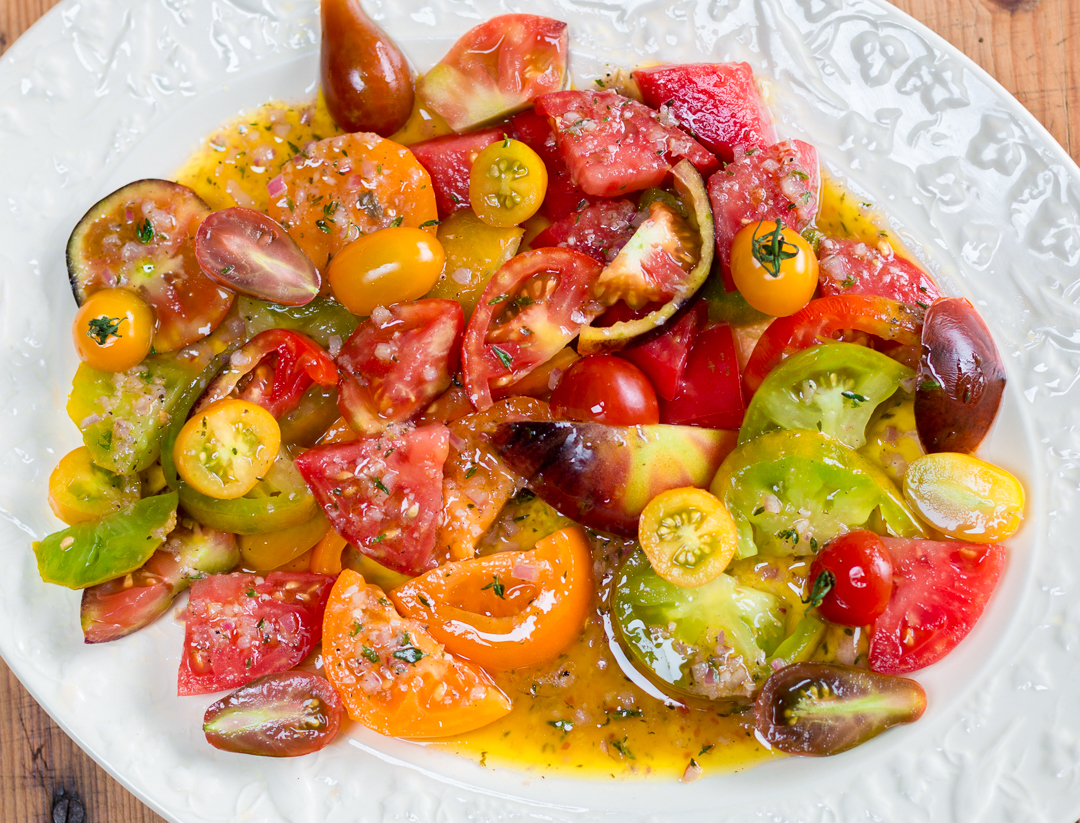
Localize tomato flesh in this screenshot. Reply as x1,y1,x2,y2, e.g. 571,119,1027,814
549,354,659,425
660,322,745,430
410,128,503,217
617,301,704,401
817,236,939,306
48,446,140,525
509,108,597,222
529,198,637,264
638,487,738,588
807,530,894,626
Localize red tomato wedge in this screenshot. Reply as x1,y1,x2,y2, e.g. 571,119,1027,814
634,63,777,163
294,424,450,576
510,108,597,222
869,537,1006,674
409,129,503,217
198,329,339,419
178,572,334,696
535,89,719,197
818,237,940,306
335,299,464,435
529,198,637,264
417,15,569,133
707,140,819,292
660,322,745,430
742,294,924,397
617,301,704,401
390,526,594,671
322,569,512,738
462,248,603,410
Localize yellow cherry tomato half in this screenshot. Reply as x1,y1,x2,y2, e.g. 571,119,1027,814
902,452,1024,543
469,138,548,228
48,446,141,525
327,226,445,316
730,220,819,317
173,398,281,500
72,288,155,372
638,487,739,588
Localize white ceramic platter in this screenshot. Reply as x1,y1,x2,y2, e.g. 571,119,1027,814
1,0,1079,820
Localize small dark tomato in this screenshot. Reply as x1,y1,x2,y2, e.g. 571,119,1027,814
550,354,660,426
203,670,343,757
806,530,893,626
754,662,926,756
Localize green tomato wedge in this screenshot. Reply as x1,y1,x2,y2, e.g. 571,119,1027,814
612,548,785,707
33,492,179,589
711,429,925,559
237,295,359,347
739,342,914,450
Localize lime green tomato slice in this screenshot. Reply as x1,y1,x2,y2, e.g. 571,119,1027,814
710,429,926,559
611,548,785,706
739,342,914,450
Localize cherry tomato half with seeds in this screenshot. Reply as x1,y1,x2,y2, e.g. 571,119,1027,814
806,530,893,627
469,138,548,228
550,354,660,425
638,487,739,588
72,288,155,372
729,219,818,317
327,227,446,317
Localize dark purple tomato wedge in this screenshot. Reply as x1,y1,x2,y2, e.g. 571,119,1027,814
915,297,1005,454
80,524,238,644
203,670,343,757
194,207,320,306
755,662,926,756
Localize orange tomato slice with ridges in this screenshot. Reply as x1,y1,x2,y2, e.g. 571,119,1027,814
322,569,512,738
390,526,593,671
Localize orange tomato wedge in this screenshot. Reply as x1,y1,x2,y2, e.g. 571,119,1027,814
322,569,511,738
390,526,593,671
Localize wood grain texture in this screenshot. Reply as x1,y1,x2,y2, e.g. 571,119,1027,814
0,0,1076,821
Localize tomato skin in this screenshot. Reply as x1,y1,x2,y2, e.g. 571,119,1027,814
659,322,745,430
410,129,503,217
807,531,894,627
617,302,704,401
869,536,1006,674
72,289,155,373
550,355,659,425
322,569,512,738
390,526,593,670
729,220,819,317
178,571,335,696
328,228,447,317
638,487,738,588
469,138,548,228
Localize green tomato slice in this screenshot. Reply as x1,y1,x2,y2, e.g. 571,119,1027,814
34,493,179,589
612,548,785,706
711,429,925,559
739,342,914,450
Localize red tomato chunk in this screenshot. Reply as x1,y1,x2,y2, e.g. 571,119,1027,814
660,322,745,430
510,108,598,222
818,236,940,306
529,198,637,264
410,129,503,218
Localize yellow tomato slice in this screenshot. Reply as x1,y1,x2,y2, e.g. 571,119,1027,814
173,399,281,500
72,288,155,373
469,138,547,228
729,220,818,317
638,487,739,588
239,511,329,571
322,569,512,738
390,526,593,670
48,446,141,525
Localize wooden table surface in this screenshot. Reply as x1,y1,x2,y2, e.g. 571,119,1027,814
1,0,1078,821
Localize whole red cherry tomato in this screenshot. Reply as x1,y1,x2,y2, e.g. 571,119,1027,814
806,530,893,626
550,355,660,425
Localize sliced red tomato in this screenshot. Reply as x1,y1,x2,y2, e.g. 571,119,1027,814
462,248,603,410
869,537,1006,674
198,329,339,419
178,571,334,696
416,15,569,133
818,237,940,306
529,198,637,264
707,140,819,292
335,299,464,435
742,294,924,397
66,179,233,352
634,63,777,163
660,322,745,430
534,90,719,197
510,108,599,222
294,424,450,576
409,128,503,217
390,527,593,671
617,301,704,401
322,569,512,738
550,354,660,425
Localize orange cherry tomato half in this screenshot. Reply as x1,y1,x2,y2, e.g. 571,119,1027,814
327,226,446,317
389,526,594,670
72,288,155,373
322,569,512,738
48,446,141,525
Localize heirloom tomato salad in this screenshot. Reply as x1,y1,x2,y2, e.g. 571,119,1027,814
36,2,1025,777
